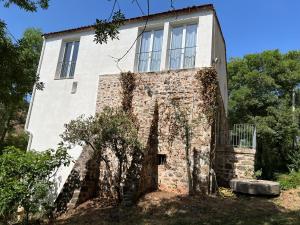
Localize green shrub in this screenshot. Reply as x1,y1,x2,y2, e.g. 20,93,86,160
287,146,300,172
4,130,29,150
276,172,300,190
0,146,70,224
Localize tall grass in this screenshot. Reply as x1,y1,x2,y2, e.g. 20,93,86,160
276,172,300,190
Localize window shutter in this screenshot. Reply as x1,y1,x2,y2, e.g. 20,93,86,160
55,41,65,79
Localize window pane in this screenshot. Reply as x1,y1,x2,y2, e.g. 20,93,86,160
61,42,73,78
138,31,151,72
169,27,183,70
69,41,80,78
150,30,163,72
185,24,197,47
184,24,197,68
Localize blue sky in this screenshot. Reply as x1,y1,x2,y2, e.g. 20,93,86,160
0,0,299,58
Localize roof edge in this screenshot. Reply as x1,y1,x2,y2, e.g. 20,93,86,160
43,4,214,38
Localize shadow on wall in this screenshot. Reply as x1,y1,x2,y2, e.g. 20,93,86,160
55,170,80,213
55,148,101,213
144,101,159,192
138,100,159,196
56,101,161,210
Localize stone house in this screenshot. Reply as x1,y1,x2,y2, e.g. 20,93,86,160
25,4,255,208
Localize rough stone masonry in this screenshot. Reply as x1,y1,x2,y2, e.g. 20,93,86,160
97,68,217,195
56,68,256,210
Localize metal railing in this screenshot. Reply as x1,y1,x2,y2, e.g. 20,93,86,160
230,124,256,149
136,50,162,72
168,46,196,69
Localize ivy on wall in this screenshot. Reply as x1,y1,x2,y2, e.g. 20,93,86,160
195,68,218,124
120,72,136,114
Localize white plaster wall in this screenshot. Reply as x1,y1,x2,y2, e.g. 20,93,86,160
212,14,228,113
26,10,216,194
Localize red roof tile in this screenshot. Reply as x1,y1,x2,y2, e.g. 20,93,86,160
43,4,214,37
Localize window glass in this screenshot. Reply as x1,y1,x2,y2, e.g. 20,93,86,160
137,29,163,73
169,26,183,69
69,41,80,78
169,24,197,70
59,41,80,79
157,154,167,165
150,30,163,71
184,24,197,68
138,31,151,72
61,42,73,78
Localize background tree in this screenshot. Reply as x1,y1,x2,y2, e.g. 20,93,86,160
0,0,47,151
228,50,300,178
0,25,43,150
1,0,49,11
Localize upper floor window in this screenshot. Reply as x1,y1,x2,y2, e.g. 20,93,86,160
169,24,197,70
137,29,163,72
57,40,80,79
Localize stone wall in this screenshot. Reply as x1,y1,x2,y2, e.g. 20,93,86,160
56,68,248,211
215,146,256,186
96,69,214,195
213,95,256,187
55,146,100,212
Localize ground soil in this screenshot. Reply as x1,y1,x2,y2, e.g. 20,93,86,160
55,188,300,225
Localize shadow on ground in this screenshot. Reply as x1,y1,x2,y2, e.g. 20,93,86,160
55,191,300,225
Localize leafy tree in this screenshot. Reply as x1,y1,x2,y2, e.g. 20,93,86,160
94,10,125,44
4,129,29,150
0,146,70,224
0,25,43,150
228,50,300,178
61,107,143,201
1,0,49,12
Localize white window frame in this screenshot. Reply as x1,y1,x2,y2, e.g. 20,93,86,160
56,40,80,79
137,29,164,72
168,24,197,70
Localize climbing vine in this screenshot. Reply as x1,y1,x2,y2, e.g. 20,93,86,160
118,71,146,204
120,72,136,113
166,100,195,193
195,68,220,194
195,68,218,124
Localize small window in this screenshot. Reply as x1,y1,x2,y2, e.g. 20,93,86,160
137,29,163,72
157,154,167,165
57,40,80,79
169,24,197,70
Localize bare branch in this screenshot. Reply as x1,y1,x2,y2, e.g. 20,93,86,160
170,0,175,11
170,0,179,19
110,0,150,64
132,0,145,15
108,0,118,21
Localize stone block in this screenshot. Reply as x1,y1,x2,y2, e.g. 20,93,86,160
230,179,280,196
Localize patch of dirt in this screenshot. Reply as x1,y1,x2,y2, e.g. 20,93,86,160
55,189,300,225
274,188,300,211
58,198,118,221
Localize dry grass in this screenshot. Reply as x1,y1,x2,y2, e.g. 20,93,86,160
55,188,300,225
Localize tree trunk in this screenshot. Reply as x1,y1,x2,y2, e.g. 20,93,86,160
0,107,14,151
117,159,123,201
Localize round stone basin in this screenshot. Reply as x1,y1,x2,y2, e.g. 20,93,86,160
230,179,280,196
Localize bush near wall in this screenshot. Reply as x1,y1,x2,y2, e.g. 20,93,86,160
276,172,300,190
0,146,70,225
